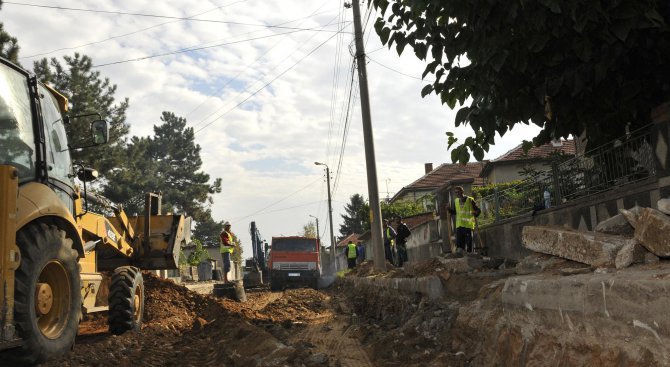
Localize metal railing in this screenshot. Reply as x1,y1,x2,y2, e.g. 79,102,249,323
477,128,656,226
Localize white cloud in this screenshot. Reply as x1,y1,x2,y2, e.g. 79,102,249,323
3,0,541,255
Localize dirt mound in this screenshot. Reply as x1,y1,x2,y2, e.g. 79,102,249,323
43,274,336,367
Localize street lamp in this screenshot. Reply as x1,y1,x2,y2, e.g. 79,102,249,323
314,161,336,272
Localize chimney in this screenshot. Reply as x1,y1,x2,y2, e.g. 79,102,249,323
424,163,433,174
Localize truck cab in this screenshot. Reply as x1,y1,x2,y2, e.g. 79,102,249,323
268,236,320,291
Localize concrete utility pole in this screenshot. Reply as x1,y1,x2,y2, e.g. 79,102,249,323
351,0,385,272
314,162,337,272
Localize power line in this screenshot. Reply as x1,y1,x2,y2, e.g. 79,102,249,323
19,0,249,60
4,1,343,33
194,30,340,134
367,56,435,82
91,28,327,68
190,12,340,129
229,178,321,222
184,2,333,121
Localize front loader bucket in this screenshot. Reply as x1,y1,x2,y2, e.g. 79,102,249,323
132,215,191,270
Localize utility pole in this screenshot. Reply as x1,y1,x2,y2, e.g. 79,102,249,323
351,0,385,272
314,162,337,272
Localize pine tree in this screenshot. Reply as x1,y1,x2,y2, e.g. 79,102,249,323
0,1,20,65
339,194,369,237
149,111,222,222
192,211,225,247
33,53,129,172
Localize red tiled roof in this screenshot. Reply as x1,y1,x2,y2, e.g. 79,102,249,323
480,140,575,177
336,233,361,248
401,212,435,230
391,162,487,202
492,140,575,162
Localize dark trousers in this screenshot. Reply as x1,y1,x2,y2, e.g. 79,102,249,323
384,242,394,263
456,227,473,252
396,242,408,267
347,258,356,269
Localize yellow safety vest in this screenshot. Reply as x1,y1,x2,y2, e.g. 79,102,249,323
220,231,235,253
455,197,476,230
347,243,357,259
386,228,395,247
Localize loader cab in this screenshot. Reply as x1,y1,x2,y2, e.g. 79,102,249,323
0,57,108,211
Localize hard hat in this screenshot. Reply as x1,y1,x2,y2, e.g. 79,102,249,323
223,221,231,226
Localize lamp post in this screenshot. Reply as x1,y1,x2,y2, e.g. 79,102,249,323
314,162,336,272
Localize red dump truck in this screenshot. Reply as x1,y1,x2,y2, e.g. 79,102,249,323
268,236,321,291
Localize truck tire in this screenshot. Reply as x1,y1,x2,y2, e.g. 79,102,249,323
270,278,282,292
108,266,144,335
10,223,81,365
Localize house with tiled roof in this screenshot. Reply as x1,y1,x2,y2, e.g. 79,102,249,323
480,140,576,184
390,162,488,205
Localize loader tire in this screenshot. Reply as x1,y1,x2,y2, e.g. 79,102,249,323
108,266,144,335
8,223,81,365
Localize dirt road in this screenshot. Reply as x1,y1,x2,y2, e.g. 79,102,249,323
42,274,371,367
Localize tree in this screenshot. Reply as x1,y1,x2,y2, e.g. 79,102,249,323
103,111,222,224
149,111,222,221
372,0,670,163
186,239,210,266
0,1,20,64
34,53,130,172
192,210,225,246
339,194,369,237
302,221,317,238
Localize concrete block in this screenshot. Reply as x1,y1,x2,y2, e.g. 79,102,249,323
615,242,649,269
436,256,481,273
515,254,565,275
522,226,636,267
635,208,670,257
658,198,670,215
618,205,643,228
595,213,634,236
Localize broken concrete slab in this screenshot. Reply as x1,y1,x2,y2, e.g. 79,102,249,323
559,267,592,276
635,208,670,257
595,213,634,236
515,254,566,275
615,242,650,269
436,256,483,273
658,198,670,215
522,226,637,267
618,205,643,228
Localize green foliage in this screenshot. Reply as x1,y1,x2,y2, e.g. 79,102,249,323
231,234,243,264
302,220,317,238
33,53,129,172
187,239,210,266
102,111,222,223
339,194,369,236
381,199,426,219
0,1,20,65
373,0,670,163
473,181,523,199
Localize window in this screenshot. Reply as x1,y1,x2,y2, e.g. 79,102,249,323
271,238,317,252
38,84,72,186
0,64,35,181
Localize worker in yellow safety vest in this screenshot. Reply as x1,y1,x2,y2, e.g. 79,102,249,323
448,186,481,253
346,240,358,269
220,221,237,283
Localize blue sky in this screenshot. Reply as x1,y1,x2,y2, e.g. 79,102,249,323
3,0,541,256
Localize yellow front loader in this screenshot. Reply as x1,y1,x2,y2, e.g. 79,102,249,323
0,57,190,364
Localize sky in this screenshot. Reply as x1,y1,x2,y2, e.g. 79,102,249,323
2,0,542,256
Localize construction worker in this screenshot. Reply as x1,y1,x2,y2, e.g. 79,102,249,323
394,216,411,267
345,240,357,269
220,221,236,283
448,186,481,253
383,219,397,265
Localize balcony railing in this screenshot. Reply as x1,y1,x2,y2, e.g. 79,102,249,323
478,128,656,226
